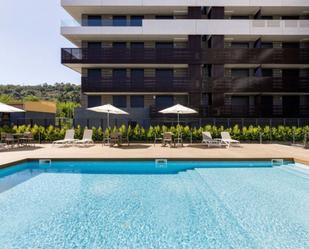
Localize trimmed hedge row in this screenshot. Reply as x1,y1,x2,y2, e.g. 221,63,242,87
1,124,309,142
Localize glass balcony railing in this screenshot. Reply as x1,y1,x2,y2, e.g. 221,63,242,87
61,19,143,27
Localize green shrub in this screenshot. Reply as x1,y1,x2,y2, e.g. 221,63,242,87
0,124,308,143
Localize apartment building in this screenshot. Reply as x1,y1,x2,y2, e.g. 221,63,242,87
61,0,309,125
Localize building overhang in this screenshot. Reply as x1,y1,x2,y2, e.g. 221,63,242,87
63,63,188,73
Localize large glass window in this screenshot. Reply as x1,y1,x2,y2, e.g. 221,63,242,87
130,16,144,26
231,69,250,77
131,42,144,49
261,42,273,48
231,42,249,48
88,69,101,80
261,69,273,77
113,69,127,88
155,15,174,19
113,16,127,26
88,42,102,49
88,96,101,108
155,42,174,48
87,15,102,26
231,96,249,115
131,69,144,89
231,16,249,19
113,42,127,48
283,96,300,116
130,96,144,108
282,42,300,48
156,69,173,89
113,96,127,108
155,96,173,108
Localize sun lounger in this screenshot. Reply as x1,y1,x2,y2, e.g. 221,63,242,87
202,132,226,148
75,129,94,146
220,132,240,147
53,129,76,145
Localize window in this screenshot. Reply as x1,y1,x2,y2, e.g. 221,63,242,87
113,42,126,48
113,16,127,26
231,69,250,77
282,16,299,20
231,16,249,19
282,42,299,48
261,69,273,77
88,69,101,80
155,96,173,108
88,42,101,49
131,69,144,88
155,15,174,19
231,42,249,48
113,96,127,108
130,16,143,26
260,16,273,20
131,42,144,49
87,15,102,26
156,69,173,88
261,42,273,48
88,96,101,108
113,69,127,88
231,96,249,115
155,42,174,48
130,96,144,108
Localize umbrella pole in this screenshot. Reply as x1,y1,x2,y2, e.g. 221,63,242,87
177,112,180,141
107,112,110,129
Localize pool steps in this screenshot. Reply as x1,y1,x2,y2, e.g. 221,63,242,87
179,170,258,248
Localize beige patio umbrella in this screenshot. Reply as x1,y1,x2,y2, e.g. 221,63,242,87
159,104,197,126
87,104,129,128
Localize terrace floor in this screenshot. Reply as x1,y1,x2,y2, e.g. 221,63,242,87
0,143,308,168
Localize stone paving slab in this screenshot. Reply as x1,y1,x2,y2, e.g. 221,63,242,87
0,143,308,168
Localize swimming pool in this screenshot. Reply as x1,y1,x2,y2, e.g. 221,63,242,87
0,160,308,249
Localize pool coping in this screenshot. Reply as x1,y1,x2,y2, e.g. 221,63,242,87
0,157,301,170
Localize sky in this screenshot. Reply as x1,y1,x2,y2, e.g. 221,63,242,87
0,0,80,85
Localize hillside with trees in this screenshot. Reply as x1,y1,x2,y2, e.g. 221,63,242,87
0,83,81,103
0,83,81,118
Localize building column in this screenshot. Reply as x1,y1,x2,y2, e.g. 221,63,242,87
188,35,202,107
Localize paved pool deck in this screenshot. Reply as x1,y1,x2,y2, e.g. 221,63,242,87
0,143,308,168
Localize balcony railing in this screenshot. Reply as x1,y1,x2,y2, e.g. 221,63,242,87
62,48,196,64
203,48,309,64
62,48,309,64
61,19,143,27
204,77,309,92
82,76,192,92
216,105,309,118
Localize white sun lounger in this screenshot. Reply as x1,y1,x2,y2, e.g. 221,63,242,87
53,129,76,145
75,129,94,146
202,132,226,148
220,132,240,148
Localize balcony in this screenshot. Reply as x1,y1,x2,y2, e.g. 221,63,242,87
203,48,309,64
216,105,309,118
62,48,196,64
204,77,309,93
62,48,309,65
82,76,192,93
61,20,309,45
149,104,309,118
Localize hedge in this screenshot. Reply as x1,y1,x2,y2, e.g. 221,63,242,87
1,124,309,143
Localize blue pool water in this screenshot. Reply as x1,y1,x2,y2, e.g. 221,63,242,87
0,160,308,249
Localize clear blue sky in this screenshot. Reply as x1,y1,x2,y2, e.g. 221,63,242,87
0,0,80,85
